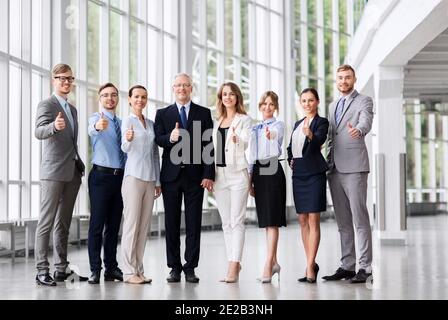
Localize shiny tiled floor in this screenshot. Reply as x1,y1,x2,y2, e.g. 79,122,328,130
1,215,447,300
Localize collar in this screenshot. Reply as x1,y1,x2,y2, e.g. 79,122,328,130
53,93,68,108
340,89,355,101
130,112,146,120
262,117,276,125
100,108,116,120
175,101,192,111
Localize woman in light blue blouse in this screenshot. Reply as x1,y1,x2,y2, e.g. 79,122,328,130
121,85,161,284
249,91,286,284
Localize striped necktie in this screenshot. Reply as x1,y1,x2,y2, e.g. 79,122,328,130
113,117,125,168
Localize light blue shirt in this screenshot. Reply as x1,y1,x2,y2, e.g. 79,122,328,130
248,118,285,174
121,113,161,185
88,109,126,169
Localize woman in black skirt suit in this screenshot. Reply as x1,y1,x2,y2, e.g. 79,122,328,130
287,88,329,284
249,91,286,283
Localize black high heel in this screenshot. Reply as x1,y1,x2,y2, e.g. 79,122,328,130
306,263,319,284
297,268,307,282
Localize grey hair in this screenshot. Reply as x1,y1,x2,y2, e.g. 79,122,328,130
173,73,193,85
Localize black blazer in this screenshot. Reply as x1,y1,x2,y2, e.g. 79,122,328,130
154,102,215,183
287,115,329,177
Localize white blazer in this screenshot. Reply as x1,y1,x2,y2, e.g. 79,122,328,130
212,113,252,172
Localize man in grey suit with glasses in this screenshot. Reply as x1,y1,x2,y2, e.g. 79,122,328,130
323,64,374,284
34,64,88,286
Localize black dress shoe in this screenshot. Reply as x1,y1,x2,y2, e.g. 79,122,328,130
322,267,356,281
350,269,372,284
184,270,200,283
88,271,101,284
36,273,56,286
104,268,123,282
54,270,89,282
166,270,181,283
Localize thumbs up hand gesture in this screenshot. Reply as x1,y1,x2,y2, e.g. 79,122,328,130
347,122,361,139
126,124,134,142
231,126,238,144
170,122,180,143
265,126,271,140
54,112,66,131
95,112,109,131
302,117,312,139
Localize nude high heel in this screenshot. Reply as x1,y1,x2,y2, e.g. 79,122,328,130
220,264,241,283
257,263,281,284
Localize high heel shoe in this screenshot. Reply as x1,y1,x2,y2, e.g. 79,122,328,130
306,263,319,284
220,264,241,283
257,263,281,284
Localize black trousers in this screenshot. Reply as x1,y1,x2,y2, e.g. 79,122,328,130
87,168,123,272
162,170,205,272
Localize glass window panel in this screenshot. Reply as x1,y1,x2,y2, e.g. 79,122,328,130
207,50,218,107
207,0,217,46
308,0,316,24
241,0,249,59
147,28,158,101
256,65,267,103
421,113,429,139
31,185,40,219
192,0,200,43
436,140,443,187
68,0,79,73
224,0,233,55
324,0,332,28
87,1,100,84
421,142,429,187
9,63,21,181
129,19,139,86
270,0,283,13
163,0,176,35
32,0,42,66
339,34,349,65
110,0,122,10
130,0,138,18
308,26,317,79
270,69,282,105
109,10,121,88
270,13,282,69
164,36,176,102
8,185,20,220
192,45,201,103
147,0,161,28
406,114,415,187
255,6,267,64
31,72,41,182
241,62,250,108
9,0,21,58
339,0,348,34
224,56,235,81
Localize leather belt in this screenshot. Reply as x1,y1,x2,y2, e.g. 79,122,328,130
93,165,124,175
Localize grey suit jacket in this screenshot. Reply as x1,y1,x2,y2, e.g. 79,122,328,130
327,90,373,173
35,95,85,181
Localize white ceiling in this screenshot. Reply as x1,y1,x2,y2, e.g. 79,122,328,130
404,28,448,103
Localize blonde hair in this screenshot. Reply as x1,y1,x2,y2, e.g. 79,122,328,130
216,82,247,119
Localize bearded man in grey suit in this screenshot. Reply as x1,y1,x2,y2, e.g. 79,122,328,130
34,64,88,286
323,65,374,284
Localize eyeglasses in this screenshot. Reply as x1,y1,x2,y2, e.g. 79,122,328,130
173,83,192,89
100,93,119,98
54,76,75,83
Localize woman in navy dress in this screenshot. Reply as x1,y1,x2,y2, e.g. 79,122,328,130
287,88,329,284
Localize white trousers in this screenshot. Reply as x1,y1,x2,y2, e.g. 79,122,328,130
214,167,249,262
121,176,155,280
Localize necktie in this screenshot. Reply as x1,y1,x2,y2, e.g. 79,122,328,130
63,102,75,135
113,117,125,168
180,106,187,129
335,98,346,126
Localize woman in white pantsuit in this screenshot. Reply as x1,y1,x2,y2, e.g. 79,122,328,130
121,85,161,284
212,82,252,283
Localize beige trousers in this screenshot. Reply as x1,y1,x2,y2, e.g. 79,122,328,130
121,176,155,280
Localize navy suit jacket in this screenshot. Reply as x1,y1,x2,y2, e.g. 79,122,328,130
154,102,215,183
287,115,329,177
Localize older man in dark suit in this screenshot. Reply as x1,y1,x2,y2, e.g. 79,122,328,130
155,73,215,283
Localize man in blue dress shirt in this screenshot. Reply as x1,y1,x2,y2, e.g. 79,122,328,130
87,83,126,284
